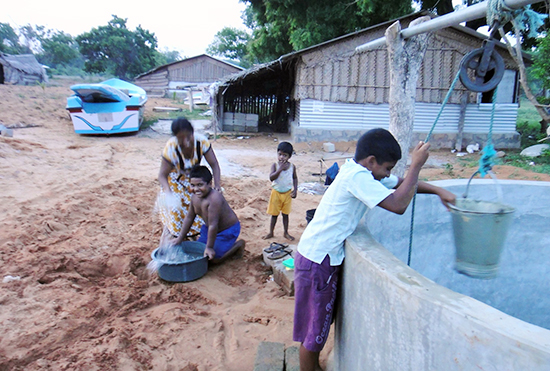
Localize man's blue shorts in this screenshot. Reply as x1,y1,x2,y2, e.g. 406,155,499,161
197,222,241,259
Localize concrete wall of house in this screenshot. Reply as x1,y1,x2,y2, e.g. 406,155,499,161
334,180,550,371
292,99,520,149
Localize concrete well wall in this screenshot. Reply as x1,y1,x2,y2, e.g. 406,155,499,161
334,179,550,370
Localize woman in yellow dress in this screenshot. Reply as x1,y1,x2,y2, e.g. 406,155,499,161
157,117,221,239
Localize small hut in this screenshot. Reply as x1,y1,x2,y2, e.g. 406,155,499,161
212,11,525,149
134,54,243,98
0,53,48,85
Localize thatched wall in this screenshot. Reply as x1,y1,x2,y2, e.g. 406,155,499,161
0,53,48,85
294,26,519,106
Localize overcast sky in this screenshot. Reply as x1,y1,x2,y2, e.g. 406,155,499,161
0,0,248,57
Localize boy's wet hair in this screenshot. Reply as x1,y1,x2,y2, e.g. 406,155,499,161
277,141,293,157
355,128,402,164
189,165,212,184
171,117,194,136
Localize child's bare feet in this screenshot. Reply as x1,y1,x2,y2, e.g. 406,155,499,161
262,233,274,240
284,232,295,241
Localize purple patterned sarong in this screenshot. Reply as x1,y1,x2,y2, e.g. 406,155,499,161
293,251,340,352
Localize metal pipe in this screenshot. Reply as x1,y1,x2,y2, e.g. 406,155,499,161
356,0,544,52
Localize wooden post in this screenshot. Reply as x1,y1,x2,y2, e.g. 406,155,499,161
187,88,194,112
387,16,431,177
455,91,469,151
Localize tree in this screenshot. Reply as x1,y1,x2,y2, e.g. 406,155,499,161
160,49,182,64
533,34,550,92
207,27,251,67
152,49,182,69
418,0,549,47
242,0,413,63
17,24,42,54
0,23,24,54
36,30,82,69
76,15,158,80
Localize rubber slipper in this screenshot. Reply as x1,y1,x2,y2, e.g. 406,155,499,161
264,242,289,253
268,248,291,260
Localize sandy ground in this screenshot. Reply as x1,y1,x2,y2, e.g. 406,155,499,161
1,80,549,371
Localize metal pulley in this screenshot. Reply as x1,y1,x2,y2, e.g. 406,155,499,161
459,38,505,93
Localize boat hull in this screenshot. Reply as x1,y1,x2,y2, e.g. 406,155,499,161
66,79,147,135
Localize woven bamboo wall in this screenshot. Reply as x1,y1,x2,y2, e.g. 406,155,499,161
294,27,518,106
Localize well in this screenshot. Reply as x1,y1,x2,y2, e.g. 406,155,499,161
334,179,550,370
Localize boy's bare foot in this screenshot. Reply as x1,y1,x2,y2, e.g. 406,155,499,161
232,240,246,259
284,232,295,241
262,233,274,240
211,240,246,264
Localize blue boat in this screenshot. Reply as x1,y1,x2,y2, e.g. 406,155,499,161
66,78,147,134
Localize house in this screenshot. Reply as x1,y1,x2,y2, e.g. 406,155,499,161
212,12,524,149
134,54,244,100
0,53,48,85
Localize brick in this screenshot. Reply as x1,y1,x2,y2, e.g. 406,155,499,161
234,125,245,132
285,346,300,371
253,341,285,371
272,261,294,296
262,244,296,296
234,112,246,121
223,124,234,132
246,113,259,121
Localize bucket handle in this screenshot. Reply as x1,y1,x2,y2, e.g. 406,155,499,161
463,170,504,202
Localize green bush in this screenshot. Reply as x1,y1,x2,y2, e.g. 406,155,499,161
517,120,546,148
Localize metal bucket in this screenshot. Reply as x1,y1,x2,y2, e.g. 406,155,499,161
448,198,515,279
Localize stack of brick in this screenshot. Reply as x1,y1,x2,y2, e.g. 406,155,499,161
223,112,259,133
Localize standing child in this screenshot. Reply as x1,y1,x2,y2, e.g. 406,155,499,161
172,165,245,263
293,129,456,371
263,141,298,241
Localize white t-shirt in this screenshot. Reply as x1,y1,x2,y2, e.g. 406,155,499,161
272,163,294,193
297,158,398,266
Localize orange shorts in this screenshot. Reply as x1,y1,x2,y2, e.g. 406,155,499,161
266,189,292,216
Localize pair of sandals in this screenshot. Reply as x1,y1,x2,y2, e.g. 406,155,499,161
264,242,292,260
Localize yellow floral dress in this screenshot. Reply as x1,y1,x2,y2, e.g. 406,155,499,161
158,133,211,237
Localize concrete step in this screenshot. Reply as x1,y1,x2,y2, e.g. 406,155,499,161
253,341,284,371
253,341,299,371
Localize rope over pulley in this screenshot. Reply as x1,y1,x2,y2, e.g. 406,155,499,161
458,19,505,93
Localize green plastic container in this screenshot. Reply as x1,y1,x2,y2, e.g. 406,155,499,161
449,198,515,279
